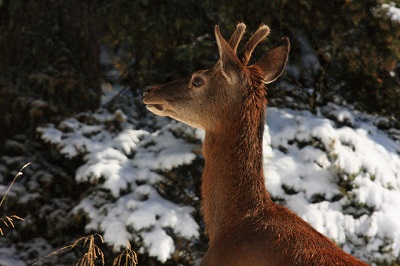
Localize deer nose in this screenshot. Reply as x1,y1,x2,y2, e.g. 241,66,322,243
143,86,157,98
143,87,152,98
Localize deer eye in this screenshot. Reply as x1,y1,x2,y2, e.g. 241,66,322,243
192,76,204,87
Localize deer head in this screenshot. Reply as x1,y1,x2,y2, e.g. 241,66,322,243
143,23,290,131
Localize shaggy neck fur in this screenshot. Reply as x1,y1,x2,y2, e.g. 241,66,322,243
200,69,368,266
201,68,269,243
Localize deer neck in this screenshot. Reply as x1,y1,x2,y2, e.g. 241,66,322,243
201,87,271,241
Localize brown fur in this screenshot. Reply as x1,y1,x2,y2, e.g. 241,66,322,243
143,23,368,265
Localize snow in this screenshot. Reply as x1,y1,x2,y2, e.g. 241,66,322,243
0,236,54,266
38,110,200,262
132,129,196,171
142,227,175,263
265,107,400,262
36,95,400,264
383,2,400,23
0,239,27,266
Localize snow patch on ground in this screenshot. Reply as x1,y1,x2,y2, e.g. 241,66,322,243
38,110,199,262
37,104,400,264
265,107,400,262
383,2,400,22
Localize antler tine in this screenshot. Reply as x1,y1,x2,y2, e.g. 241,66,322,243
239,24,270,65
228,23,246,53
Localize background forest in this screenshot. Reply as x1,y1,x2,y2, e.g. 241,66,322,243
0,0,400,265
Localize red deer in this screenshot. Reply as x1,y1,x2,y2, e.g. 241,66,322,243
143,23,368,266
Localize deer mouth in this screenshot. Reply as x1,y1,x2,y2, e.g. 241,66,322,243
144,101,168,116
143,91,167,114
146,104,165,112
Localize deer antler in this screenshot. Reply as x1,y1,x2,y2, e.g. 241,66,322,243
239,24,270,65
228,23,246,53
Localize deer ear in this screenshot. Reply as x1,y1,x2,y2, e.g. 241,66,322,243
215,25,243,79
255,37,290,84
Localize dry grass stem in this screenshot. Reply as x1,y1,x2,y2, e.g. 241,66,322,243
0,162,30,235
33,234,105,266
112,241,138,266
76,234,105,266
0,215,25,235
0,162,30,208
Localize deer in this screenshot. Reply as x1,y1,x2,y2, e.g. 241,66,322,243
143,23,368,266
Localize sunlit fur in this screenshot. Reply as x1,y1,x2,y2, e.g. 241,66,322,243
143,23,368,266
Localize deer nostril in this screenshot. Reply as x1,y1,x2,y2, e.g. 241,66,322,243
144,86,159,97
143,88,152,98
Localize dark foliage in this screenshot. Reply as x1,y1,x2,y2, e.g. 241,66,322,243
1,1,399,149
0,0,101,146
99,0,400,123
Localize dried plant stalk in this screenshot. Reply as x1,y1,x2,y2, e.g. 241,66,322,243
0,162,29,235
112,241,138,266
33,234,105,266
